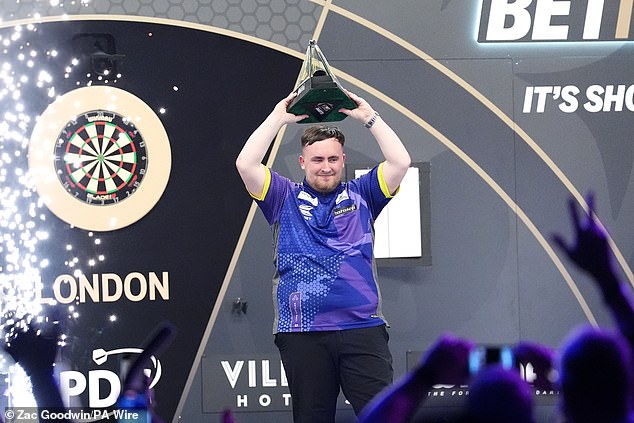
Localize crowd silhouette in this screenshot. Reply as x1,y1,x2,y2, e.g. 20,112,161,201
359,192,634,423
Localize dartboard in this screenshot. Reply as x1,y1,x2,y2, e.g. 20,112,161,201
55,110,148,205
30,86,171,231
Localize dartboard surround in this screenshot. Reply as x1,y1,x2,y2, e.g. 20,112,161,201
29,86,171,231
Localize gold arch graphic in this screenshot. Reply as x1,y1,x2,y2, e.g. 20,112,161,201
2,11,625,420
617,0,634,38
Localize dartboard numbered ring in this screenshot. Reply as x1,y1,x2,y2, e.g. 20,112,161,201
29,86,171,231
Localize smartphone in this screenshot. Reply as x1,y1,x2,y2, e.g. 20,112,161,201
469,345,515,375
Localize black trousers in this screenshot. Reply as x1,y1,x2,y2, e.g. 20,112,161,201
274,325,393,423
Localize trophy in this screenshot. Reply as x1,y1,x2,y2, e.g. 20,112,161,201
287,40,357,123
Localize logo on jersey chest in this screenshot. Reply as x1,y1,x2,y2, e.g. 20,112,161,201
333,204,357,217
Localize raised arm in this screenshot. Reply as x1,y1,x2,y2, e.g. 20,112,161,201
3,311,67,420
553,193,634,346
235,92,307,198
339,91,411,195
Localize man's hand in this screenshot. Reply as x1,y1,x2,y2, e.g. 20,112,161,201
338,90,377,124
552,193,617,287
3,312,60,377
278,91,309,124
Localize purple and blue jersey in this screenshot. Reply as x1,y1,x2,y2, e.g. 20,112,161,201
251,163,396,333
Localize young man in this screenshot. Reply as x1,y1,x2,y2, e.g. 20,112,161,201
236,90,411,423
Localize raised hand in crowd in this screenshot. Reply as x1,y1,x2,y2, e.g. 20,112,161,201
553,193,617,283
2,308,67,422
553,192,634,347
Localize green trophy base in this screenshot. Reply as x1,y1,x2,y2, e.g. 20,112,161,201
288,74,357,124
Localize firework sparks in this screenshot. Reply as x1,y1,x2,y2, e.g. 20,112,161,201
0,4,115,404
1,22,47,342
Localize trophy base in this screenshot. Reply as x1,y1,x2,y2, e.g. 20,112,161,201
288,75,357,124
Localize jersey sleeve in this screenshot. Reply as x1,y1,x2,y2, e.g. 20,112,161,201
354,162,399,220
251,167,291,225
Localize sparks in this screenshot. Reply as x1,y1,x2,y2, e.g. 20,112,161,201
0,10,103,406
